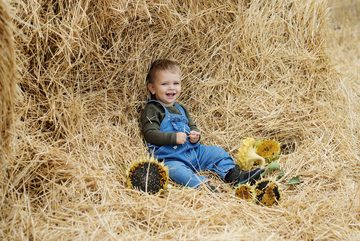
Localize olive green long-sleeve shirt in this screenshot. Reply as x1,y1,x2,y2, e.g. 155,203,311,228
140,101,199,146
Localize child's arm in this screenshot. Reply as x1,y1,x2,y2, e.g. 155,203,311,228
141,103,180,146
176,132,187,144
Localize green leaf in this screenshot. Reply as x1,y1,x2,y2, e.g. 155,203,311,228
267,161,280,170
287,176,301,185
261,161,281,177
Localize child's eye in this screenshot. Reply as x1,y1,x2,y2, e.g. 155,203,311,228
174,82,180,85
161,83,168,85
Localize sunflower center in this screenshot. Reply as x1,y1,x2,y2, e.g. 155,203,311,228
129,162,166,194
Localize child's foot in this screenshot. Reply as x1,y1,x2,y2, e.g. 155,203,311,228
225,164,264,185
236,168,264,185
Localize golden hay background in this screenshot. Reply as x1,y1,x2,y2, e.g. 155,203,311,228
1,0,359,240
0,0,16,180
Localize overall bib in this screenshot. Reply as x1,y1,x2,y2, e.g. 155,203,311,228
147,101,235,188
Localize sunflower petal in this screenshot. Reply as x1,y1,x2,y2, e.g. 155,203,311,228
235,138,265,170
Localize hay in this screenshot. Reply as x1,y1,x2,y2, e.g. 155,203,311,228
0,0,16,176
1,0,359,240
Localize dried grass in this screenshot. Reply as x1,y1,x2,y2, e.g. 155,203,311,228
1,0,359,240
0,0,16,178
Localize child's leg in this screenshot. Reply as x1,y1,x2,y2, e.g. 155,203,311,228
193,145,235,180
194,145,263,184
164,159,207,188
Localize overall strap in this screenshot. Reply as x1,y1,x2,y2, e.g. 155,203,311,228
174,103,187,118
147,100,170,115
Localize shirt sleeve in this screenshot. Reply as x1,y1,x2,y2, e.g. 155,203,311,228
140,103,177,146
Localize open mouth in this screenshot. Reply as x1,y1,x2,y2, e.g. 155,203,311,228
166,93,176,97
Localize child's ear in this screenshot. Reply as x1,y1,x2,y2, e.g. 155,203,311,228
147,83,155,95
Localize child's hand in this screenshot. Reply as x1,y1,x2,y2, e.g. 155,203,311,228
189,130,200,143
176,132,187,144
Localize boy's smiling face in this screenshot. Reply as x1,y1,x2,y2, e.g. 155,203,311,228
148,69,181,106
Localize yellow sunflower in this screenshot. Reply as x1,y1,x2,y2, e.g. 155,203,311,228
235,183,255,202
235,137,265,170
127,158,168,194
254,179,280,206
255,139,281,163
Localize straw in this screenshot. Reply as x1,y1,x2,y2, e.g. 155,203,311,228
0,0,16,194
1,0,359,240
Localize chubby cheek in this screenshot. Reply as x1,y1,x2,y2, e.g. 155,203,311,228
160,86,168,93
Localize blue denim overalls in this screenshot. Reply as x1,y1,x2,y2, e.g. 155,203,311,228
147,101,235,188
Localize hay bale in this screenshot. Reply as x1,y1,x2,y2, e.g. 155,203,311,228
1,0,359,240
0,0,15,176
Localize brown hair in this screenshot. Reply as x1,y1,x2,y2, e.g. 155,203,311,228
146,59,180,83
